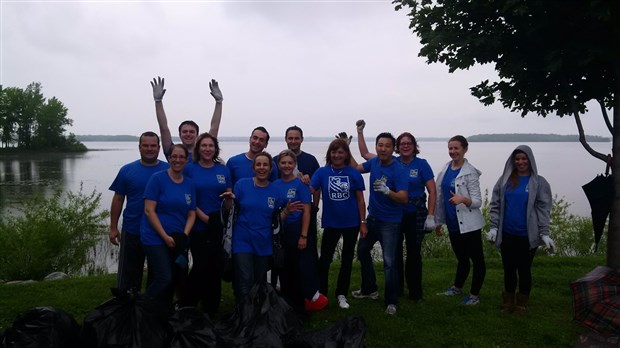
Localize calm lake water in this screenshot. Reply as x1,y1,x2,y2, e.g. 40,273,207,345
0,140,611,272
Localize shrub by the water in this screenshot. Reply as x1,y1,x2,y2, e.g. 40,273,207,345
0,186,109,281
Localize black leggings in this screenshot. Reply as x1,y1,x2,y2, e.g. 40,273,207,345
500,232,537,295
448,229,486,296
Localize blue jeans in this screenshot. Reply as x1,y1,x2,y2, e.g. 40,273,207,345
117,231,147,292
357,216,400,306
143,234,189,308
233,253,271,303
143,244,173,305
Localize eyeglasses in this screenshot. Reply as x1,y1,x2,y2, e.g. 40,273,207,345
170,155,187,160
399,142,413,147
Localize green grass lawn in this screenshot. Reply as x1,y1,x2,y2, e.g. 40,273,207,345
0,255,604,347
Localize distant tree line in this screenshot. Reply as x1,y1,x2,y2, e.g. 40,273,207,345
0,82,85,151
468,133,610,142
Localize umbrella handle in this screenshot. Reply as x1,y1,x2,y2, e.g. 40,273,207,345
606,154,612,176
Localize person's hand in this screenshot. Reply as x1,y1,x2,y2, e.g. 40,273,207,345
109,227,120,246
486,228,497,243
164,235,176,248
209,79,223,103
448,191,466,205
150,76,166,102
434,225,443,236
541,235,555,254
373,180,390,195
298,235,307,250
360,222,368,238
335,132,352,146
424,215,436,231
286,200,303,213
356,120,366,133
220,192,235,200
299,173,311,185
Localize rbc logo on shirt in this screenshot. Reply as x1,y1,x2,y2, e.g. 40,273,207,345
217,175,226,184
410,169,418,178
268,197,275,209
287,188,296,199
185,194,192,206
328,176,350,201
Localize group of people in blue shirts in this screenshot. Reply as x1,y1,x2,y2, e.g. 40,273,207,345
108,76,556,318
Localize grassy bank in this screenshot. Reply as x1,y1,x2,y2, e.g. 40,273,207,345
0,255,603,347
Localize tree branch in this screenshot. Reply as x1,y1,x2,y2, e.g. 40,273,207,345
598,99,613,135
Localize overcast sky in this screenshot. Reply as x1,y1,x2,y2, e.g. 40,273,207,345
1,1,611,138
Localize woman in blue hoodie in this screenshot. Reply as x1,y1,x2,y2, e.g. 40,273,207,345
487,145,553,314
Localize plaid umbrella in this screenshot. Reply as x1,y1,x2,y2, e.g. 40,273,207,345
571,266,620,335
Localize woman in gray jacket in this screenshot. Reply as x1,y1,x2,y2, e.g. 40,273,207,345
487,145,554,314
434,135,486,306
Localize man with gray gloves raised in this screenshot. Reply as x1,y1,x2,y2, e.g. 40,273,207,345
150,76,224,161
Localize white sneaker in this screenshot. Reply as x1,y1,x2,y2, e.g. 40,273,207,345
385,304,397,315
337,295,350,309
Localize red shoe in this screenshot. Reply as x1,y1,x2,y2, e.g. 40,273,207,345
304,293,329,311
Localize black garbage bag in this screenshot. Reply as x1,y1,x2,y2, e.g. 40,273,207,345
3,306,81,348
215,282,301,347
168,307,218,348
582,174,614,251
81,288,170,348
285,315,366,348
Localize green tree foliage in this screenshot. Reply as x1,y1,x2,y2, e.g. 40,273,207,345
0,82,85,151
393,0,620,268
0,186,109,280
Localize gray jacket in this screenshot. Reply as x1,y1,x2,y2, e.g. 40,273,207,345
435,159,485,233
489,145,552,249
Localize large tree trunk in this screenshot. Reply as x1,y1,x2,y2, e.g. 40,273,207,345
609,65,620,270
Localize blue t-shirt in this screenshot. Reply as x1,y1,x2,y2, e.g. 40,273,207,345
232,178,285,256
310,166,365,228
226,153,278,185
362,157,409,223
140,171,196,245
441,166,461,233
108,160,170,235
184,162,232,231
273,177,312,224
503,176,530,237
396,156,434,213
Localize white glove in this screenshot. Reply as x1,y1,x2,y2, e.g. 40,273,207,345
541,235,555,254
486,228,497,242
209,79,223,103
356,119,366,133
335,132,352,146
373,180,390,195
424,215,436,231
150,76,166,102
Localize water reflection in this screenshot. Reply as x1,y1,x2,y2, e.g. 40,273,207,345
1,154,75,211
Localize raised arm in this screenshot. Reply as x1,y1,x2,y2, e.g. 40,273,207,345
151,77,173,157
208,79,223,137
356,120,376,160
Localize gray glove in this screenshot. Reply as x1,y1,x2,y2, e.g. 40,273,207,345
424,215,436,231
486,228,497,243
209,79,223,103
150,76,166,102
356,120,366,133
542,235,555,254
335,132,352,146
372,180,390,195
